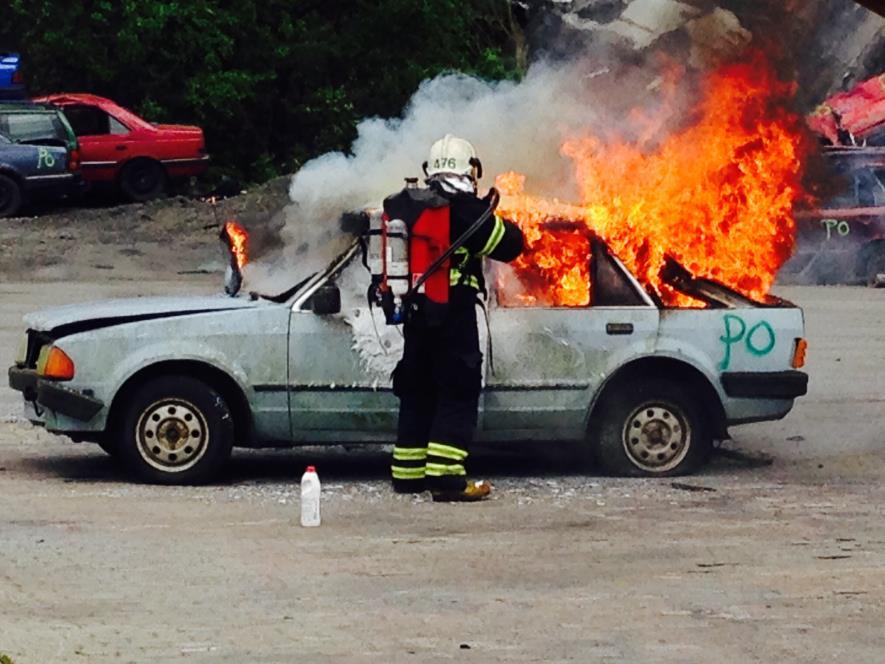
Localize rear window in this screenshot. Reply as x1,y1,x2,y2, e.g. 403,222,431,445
0,112,66,146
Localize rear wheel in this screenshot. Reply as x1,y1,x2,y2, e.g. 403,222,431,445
116,375,234,484
591,378,711,477
0,173,23,217
120,159,167,202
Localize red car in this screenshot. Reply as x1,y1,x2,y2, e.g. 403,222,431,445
33,93,208,201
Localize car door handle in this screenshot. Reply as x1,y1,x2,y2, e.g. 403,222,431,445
606,322,633,335
115,144,127,151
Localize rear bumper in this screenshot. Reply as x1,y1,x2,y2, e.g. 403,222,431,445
721,370,808,399
8,366,104,422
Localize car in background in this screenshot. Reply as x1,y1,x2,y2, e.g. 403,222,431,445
0,52,25,100
34,93,209,202
0,104,81,216
781,153,885,287
0,131,80,217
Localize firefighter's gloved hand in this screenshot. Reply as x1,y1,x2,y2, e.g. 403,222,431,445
340,211,370,236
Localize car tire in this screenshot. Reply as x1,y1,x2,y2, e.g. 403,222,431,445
0,173,23,218
866,250,885,288
591,378,711,477
117,375,234,484
119,159,167,202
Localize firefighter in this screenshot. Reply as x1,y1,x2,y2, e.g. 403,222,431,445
390,134,524,501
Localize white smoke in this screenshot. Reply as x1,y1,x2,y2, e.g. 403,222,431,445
245,57,652,293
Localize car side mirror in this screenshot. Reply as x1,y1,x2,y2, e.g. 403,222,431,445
308,283,341,315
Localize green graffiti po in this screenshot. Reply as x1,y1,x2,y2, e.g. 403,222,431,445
719,314,776,370
37,147,56,170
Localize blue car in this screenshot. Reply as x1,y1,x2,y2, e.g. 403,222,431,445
0,52,25,100
0,131,79,217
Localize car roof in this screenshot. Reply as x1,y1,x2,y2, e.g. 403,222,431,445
37,93,115,106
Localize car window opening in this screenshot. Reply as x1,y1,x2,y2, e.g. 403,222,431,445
64,104,128,137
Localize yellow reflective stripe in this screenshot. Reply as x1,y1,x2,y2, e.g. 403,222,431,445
428,441,468,461
477,216,505,256
393,447,427,461
449,269,480,289
392,465,426,479
425,462,466,477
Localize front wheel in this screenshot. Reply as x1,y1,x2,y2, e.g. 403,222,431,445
117,375,234,484
591,378,711,477
0,173,23,217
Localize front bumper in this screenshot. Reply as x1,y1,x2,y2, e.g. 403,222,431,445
8,366,104,422
720,370,808,399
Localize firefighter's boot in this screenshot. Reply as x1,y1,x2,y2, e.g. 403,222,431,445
431,479,492,502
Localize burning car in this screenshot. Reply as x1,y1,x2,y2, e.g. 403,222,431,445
7,221,808,484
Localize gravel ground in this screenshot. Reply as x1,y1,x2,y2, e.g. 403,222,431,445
0,224,883,661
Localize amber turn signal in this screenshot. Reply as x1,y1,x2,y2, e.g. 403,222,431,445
791,338,807,369
37,346,75,380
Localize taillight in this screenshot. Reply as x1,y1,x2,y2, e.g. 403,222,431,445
791,338,807,369
37,346,75,380
11,70,23,85
68,148,81,172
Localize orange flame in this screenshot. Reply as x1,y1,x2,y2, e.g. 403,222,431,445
496,57,813,307
224,220,249,270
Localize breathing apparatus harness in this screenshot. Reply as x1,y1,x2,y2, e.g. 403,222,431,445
366,180,500,326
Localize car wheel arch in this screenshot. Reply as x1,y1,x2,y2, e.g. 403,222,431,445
586,356,728,439
107,360,253,445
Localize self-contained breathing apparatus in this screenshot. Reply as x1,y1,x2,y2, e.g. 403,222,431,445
366,178,499,325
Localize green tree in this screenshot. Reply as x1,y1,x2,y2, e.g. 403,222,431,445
0,0,522,183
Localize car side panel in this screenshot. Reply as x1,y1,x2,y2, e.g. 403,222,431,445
43,307,290,441
481,306,660,440
657,306,805,424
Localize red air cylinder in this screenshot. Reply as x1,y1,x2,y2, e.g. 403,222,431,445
409,206,450,304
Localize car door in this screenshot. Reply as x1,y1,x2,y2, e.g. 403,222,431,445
61,103,132,180
286,250,399,443
482,238,660,441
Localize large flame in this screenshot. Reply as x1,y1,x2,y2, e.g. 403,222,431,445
496,57,812,307
224,220,249,270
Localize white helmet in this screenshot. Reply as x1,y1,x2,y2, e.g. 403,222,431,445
423,134,483,180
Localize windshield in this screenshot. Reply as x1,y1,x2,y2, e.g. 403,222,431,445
243,205,360,299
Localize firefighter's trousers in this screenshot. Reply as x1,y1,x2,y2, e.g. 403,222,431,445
391,303,482,493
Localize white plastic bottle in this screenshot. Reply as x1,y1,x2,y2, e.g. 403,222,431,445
300,465,321,527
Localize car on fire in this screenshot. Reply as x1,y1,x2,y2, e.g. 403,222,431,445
8,228,809,485
33,93,209,202
0,105,81,217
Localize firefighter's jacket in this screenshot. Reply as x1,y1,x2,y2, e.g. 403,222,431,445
428,181,524,306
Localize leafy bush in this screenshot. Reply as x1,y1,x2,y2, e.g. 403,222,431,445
1,1,521,184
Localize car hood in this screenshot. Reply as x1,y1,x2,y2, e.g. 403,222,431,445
25,295,262,334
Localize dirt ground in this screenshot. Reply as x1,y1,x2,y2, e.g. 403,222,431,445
1,196,884,662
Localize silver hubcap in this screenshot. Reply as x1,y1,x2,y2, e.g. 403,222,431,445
622,403,691,473
136,398,209,472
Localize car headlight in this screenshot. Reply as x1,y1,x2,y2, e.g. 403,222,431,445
15,334,28,365
36,345,75,380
